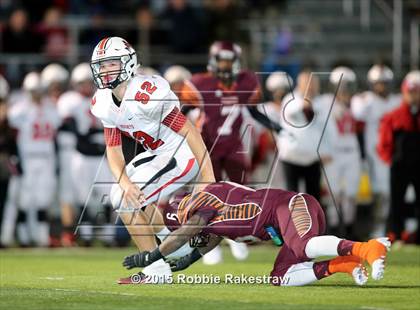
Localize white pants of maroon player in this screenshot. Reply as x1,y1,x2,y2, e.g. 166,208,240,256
110,143,199,212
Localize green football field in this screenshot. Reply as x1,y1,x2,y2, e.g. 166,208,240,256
1,244,419,310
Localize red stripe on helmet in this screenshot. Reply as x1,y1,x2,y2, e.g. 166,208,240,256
98,37,109,51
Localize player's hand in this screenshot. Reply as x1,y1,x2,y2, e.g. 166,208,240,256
121,181,145,209
167,255,192,272
122,251,150,269
122,248,164,269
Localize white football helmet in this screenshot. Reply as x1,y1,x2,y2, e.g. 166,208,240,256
402,70,420,92
90,37,138,89
23,72,42,93
71,63,93,84
0,74,10,99
265,71,292,93
41,63,69,89
330,66,357,93
138,66,160,76
367,65,394,84
164,65,191,84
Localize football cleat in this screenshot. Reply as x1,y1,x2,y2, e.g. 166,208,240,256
354,237,390,280
371,237,391,280
117,272,150,285
329,255,368,286
352,264,369,286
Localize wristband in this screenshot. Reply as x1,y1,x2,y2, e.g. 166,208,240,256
149,248,164,264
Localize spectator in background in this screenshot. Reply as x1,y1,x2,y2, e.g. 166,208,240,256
79,9,113,52
37,7,69,59
160,0,205,53
204,0,244,43
278,70,328,202
1,8,44,53
127,5,166,51
377,70,420,244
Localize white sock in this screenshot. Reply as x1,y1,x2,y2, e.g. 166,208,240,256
156,227,171,242
227,239,249,261
165,242,194,259
281,262,318,286
203,245,223,265
155,227,194,259
17,223,30,245
35,222,49,247
305,235,342,258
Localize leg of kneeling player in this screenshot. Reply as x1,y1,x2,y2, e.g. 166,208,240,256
270,244,367,286
278,193,390,283
271,194,365,286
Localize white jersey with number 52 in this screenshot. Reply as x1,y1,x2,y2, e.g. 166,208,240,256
90,74,186,153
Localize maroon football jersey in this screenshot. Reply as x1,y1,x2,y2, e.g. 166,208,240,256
162,181,297,244
190,71,261,158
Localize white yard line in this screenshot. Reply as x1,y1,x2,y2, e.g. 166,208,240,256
53,288,138,297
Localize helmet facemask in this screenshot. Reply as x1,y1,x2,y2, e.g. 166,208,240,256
208,41,241,85
91,54,135,89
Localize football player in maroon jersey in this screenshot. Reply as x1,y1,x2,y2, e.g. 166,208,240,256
190,41,281,184
123,181,390,286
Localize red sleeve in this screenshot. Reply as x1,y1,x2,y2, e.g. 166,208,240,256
162,106,187,132
103,127,122,147
377,114,393,164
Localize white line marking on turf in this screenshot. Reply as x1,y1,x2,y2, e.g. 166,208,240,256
54,288,137,297
40,277,64,280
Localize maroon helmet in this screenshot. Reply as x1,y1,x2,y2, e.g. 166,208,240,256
207,41,242,82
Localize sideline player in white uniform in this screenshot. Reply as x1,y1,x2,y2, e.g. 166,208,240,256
8,72,60,246
89,37,215,283
252,71,292,189
321,67,361,237
163,65,204,129
58,63,114,246
351,65,400,237
41,63,69,104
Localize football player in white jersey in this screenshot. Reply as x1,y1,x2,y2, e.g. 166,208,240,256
57,63,114,246
320,67,361,238
89,37,215,283
164,65,202,127
255,71,292,189
8,72,61,246
41,63,69,104
351,65,400,237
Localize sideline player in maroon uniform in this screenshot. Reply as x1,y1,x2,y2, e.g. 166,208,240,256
123,181,390,286
190,41,281,183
